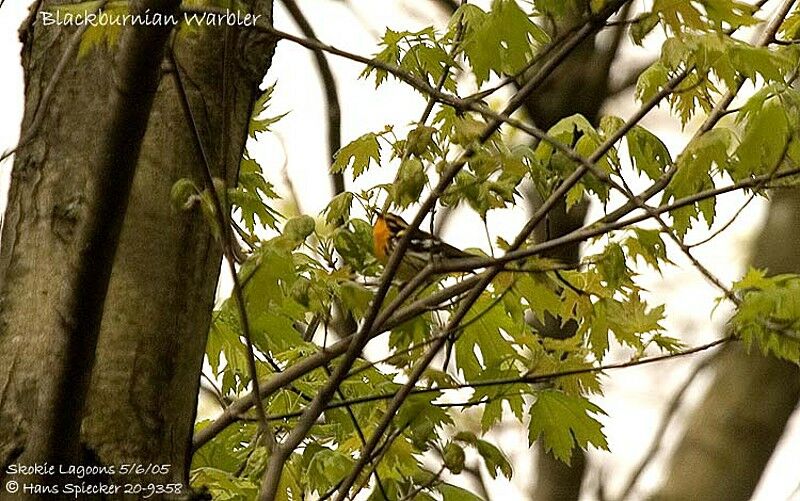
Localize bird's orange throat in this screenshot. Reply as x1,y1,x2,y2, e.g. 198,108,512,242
373,217,390,262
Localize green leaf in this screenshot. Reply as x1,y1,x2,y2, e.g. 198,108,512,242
231,155,281,232
513,274,562,325
439,483,485,501
362,28,403,87
332,133,381,178
474,440,512,479
666,128,732,236
455,294,518,380
191,467,259,501
599,115,625,137
733,267,773,290
651,334,686,353
192,420,255,472
730,270,800,363
207,308,254,393
305,446,356,494
249,84,287,138
627,126,673,180
452,431,512,479
652,0,705,32
730,45,790,83
625,229,669,271
779,7,800,40
731,100,790,180
630,12,660,45
338,281,373,318
703,0,759,29
451,113,488,146
392,158,426,208
283,215,315,245
396,393,453,451
243,245,296,313
671,72,716,126
461,0,547,86
324,192,354,225
636,62,670,104
442,443,466,474
333,219,377,274
400,43,457,89
535,0,584,17
406,125,437,157
597,294,665,352
528,390,608,464
228,189,275,233
362,27,448,90
389,313,433,363
565,183,586,211
251,310,304,355
597,243,628,289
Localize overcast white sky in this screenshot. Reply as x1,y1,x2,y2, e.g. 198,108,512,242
1,1,798,499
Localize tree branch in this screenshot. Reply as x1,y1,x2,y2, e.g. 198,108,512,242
433,165,800,275
257,336,732,422
280,0,344,195
332,12,636,496
615,349,722,500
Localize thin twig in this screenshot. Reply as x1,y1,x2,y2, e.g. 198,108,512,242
605,143,737,304
616,349,723,500
280,0,344,196
351,426,410,499
333,9,635,493
686,192,756,249
687,142,790,250
323,363,390,499
382,1,467,216
399,465,446,501
430,164,800,274
333,342,445,501
590,0,789,230
256,336,733,422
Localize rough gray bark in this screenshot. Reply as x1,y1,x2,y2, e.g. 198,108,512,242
0,0,275,494
654,188,800,501
27,0,183,473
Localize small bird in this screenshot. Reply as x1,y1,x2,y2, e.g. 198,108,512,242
372,212,475,280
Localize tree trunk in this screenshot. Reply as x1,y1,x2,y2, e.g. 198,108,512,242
0,0,275,494
654,188,800,501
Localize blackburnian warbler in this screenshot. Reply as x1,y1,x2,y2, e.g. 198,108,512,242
372,213,474,280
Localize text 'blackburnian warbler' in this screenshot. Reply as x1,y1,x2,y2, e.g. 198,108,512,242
372,213,474,280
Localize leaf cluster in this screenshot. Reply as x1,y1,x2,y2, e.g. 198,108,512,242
180,0,800,499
